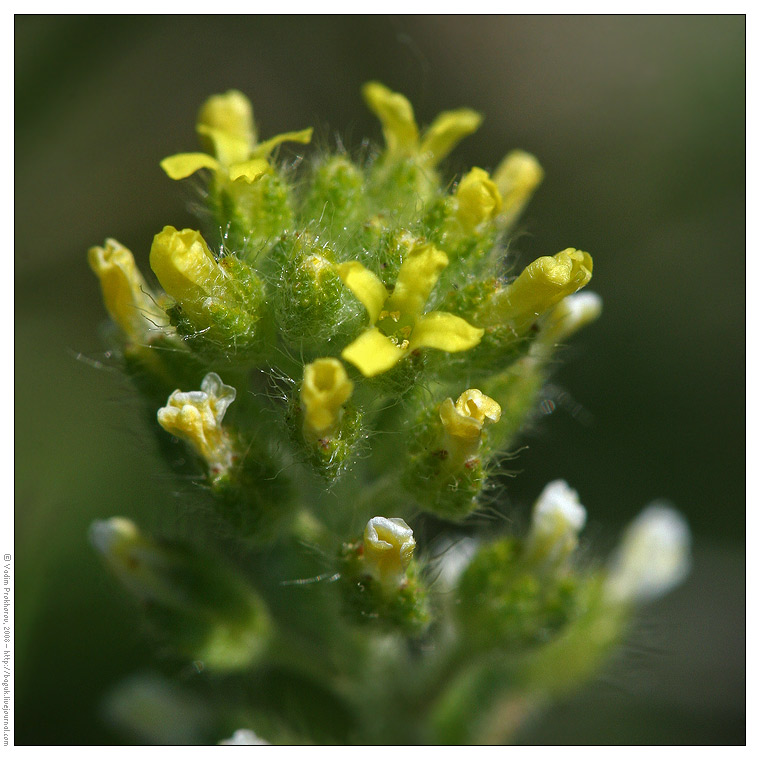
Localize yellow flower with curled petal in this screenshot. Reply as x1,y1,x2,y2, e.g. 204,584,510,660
362,81,482,167
157,372,237,475
492,248,593,334
301,358,354,439
88,238,167,344
363,516,416,588
439,389,502,463
160,89,313,184
337,242,484,377
455,167,503,231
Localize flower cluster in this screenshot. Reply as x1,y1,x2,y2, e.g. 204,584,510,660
87,83,690,746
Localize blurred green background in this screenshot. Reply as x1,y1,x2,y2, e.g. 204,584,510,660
15,15,744,744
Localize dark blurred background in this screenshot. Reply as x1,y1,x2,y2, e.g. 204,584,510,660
15,15,745,744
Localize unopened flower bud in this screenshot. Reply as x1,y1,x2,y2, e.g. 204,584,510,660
524,480,587,567
149,226,227,326
363,516,416,588
455,167,502,231
605,504,691,604
301,358,354,438
88,239,166,344
493,150,544,228
541,291,603,346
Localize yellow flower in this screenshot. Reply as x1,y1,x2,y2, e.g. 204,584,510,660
497,248,593,333
337,241,484,377
363,516,416,588
157,372,237,475
492,150,544,227
439,389,502,463
301,358,354,438
362,81,482,167
455,167,503,231
149,226,230,326
160,89,312,183
88,238,166,343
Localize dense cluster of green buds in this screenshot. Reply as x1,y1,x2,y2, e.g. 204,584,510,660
88,83,690,745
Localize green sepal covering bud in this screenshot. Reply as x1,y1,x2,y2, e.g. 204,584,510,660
481,357,546,452
206,435,296,541
216,171,294,261
90,518,272,670
300,155,368,243
271,233,363,352
403,390,501,520
455,536,583,652
436,278,535,376
368,157,439,224
337,517,430,634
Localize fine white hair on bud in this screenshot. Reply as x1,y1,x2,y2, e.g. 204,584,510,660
605,503,691,604
525,480,587,565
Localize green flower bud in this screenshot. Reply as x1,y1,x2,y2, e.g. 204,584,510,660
455,536,581,651
300,155,367,242
272,234,363,351
90,518,271,669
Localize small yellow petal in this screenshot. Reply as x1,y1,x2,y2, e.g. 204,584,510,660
341,328,406,377
250,128,314,159
160,152,221,180
227,158,271,183
301,358,354,436
493,150,544,226
408,311,484,353
419,108,483,166
196,125,251,167
336,261,388,324
454,389,502,425
362,81,419,156
88,239,163,341
384,243,449,320
197,89,256,152
439,397,482,443
455,167,503,230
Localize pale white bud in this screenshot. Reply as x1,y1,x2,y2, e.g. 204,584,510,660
605,504,691,604
525,480,587,565
219,728,269,745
